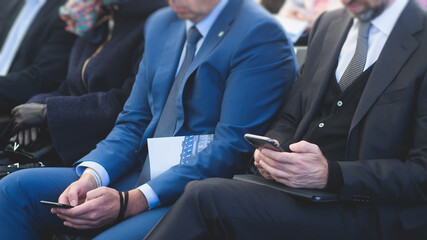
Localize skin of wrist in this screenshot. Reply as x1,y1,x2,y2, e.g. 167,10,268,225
81,171,98,190
124,189,149,218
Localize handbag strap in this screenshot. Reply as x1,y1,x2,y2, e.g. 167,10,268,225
0,162,45,177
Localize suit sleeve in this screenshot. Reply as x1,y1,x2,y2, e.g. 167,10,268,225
0,17,75,113
148,20,298,205
75,54,152,180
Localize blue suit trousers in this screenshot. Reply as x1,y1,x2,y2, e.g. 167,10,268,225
0,168,170,239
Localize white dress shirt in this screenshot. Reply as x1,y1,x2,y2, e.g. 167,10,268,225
0,0,46,76
335,0,408,82
77,0,229,209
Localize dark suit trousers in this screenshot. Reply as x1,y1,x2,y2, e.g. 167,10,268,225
146,178,380,240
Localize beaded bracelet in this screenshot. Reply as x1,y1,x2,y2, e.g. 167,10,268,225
85,169,102,188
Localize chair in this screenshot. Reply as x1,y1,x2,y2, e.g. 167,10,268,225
294,46,308,68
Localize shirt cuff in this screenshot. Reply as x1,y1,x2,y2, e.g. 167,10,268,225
76,161,110,187
324,160,344,192
137,183,160,209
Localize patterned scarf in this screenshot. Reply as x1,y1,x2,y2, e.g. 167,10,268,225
59,0,120,36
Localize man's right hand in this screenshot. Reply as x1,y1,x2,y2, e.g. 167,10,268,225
58,169,98,206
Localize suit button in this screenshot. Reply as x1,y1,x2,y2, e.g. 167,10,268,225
337,101,343,107
318,122,325,128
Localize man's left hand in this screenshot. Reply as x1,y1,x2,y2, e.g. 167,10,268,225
52,187,120,229
52,188,149,229
258,140,328,189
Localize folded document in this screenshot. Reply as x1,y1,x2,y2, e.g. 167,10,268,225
233,174,338,202
147,134,214,179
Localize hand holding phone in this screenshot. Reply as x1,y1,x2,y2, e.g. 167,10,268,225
40,200,73,209
244,133,283,152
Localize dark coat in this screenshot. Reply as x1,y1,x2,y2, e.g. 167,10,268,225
29,0,167,166
0,0,75,114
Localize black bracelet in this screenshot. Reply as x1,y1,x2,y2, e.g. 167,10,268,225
123,191,129,219
116,190,124,223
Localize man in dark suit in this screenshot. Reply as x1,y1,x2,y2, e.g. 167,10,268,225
0,0,75,116
145,0,427,239
0,0,297,239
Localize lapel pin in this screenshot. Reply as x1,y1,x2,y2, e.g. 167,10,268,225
218,31,224,37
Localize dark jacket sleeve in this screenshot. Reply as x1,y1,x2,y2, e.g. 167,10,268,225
43,41,143,166
0,17,75,113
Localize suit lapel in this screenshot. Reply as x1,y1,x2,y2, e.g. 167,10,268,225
349,1,422,132
181,0,241,84
174,0,241,133
295,12,352,140
151,20,186,118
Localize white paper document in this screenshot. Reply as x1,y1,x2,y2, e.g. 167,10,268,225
147,134,214,179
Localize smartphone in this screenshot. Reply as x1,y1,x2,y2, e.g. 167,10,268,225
244,133,283,152
40,200,73,209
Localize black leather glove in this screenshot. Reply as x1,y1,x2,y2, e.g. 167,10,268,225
10,103,47,134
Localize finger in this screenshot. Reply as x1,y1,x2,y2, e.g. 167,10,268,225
260,148,295,165
9,135,17,143
24,129,31,146
253,149,262,165
85,187,105,201
58,186,71,205
30,127,38,142
55,208,96,227
289,141,320,154
17,131,24,145
54,200,91,219
258,168,273,180
62,218,98,230
254,159,262,168
67,185,81,207
259,160,291,183
61,196,109,222
10,105,20,117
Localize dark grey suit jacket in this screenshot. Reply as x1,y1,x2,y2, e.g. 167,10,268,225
0,0,75,114
266,1,427,238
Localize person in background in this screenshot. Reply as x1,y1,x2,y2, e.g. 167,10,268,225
277,0,342,45
261,0,286,13
145,0,427,239
7,0,167,167
416,0,427,8
0,0,297,238
0,0,75,123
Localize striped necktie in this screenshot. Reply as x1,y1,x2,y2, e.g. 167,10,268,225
339,21,371,91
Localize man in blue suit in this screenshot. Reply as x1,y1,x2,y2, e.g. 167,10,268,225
0,0,297,239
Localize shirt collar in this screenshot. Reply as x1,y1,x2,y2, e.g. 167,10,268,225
369,0,408,36
185,0,228,38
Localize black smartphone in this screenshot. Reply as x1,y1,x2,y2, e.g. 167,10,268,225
244,134,284,152
40,200,73,209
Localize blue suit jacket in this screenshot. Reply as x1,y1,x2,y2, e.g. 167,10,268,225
77,0,297,205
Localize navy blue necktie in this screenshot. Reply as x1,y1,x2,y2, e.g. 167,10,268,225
153,26,202,137
137,26,202,185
